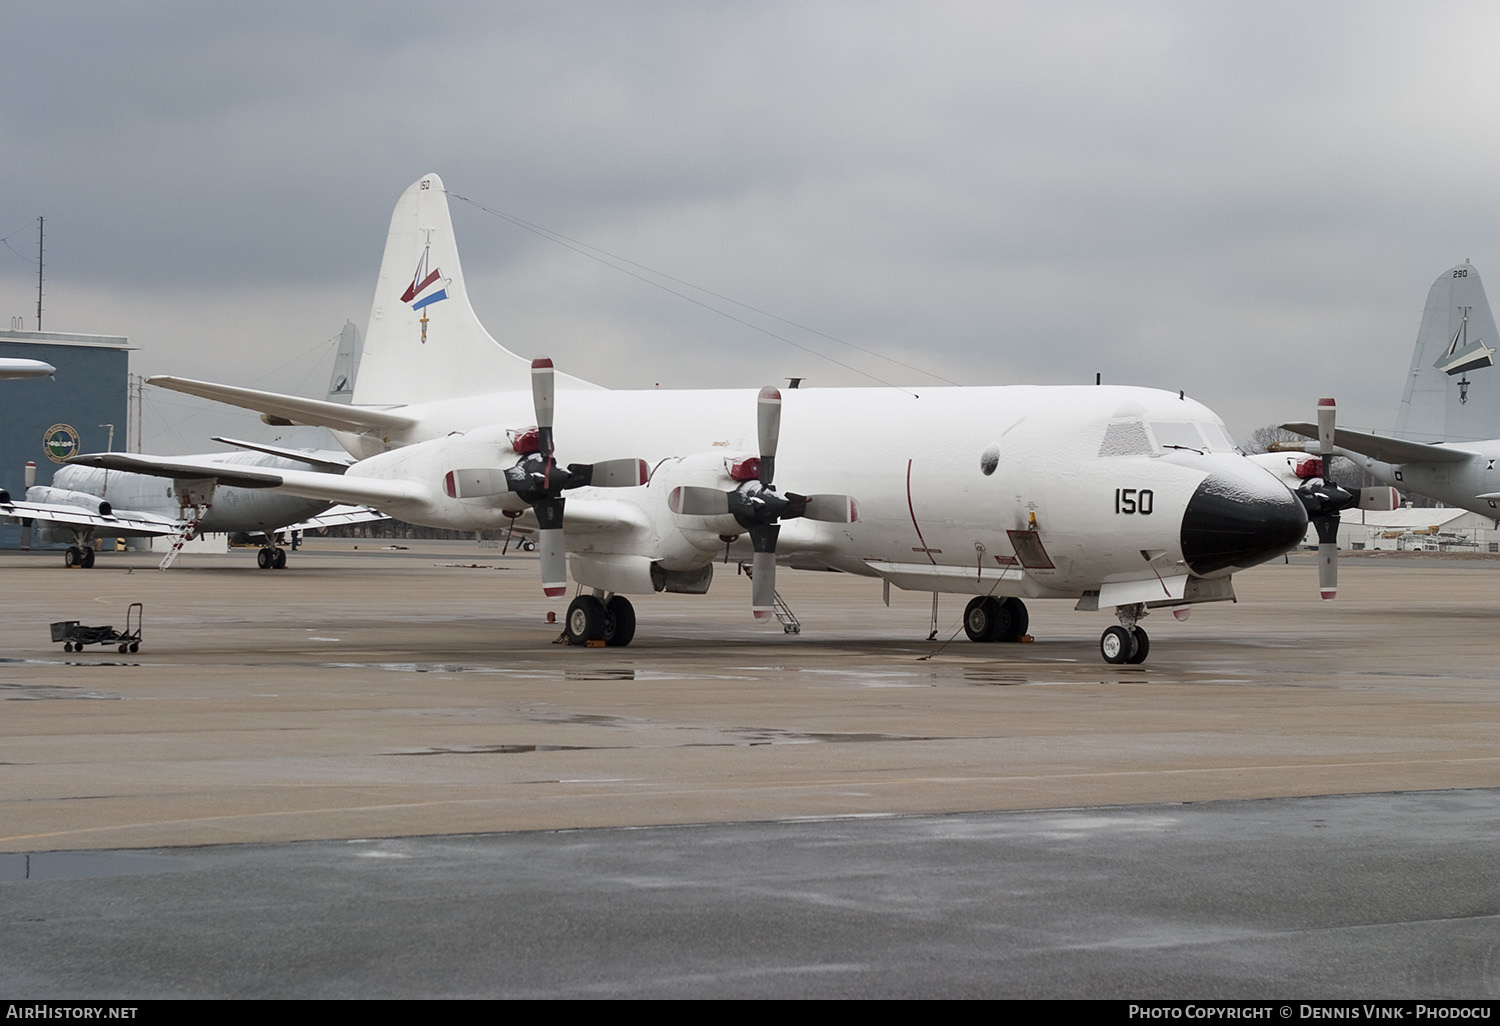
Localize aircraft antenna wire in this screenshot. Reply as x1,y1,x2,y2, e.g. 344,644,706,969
448,191,958,395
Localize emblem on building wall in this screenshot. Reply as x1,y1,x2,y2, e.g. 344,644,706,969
43,423,81,463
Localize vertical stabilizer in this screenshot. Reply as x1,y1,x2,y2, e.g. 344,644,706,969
353,173,596,406
1394,262,1500,442
326,320,362,403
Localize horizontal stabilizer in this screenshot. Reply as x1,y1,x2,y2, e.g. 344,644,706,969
211,437,353,471
1280,423,1472,464
150,376,416,436
288,505,389,531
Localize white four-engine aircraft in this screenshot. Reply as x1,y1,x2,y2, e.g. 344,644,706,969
1282,261,1500,526
73,173,1316,663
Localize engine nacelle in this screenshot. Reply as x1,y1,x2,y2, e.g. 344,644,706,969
647,453,749,569
28,486,113,516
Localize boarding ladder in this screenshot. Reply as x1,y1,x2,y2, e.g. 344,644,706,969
158,511,204,571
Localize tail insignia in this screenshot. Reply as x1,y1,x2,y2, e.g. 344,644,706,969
401,239,449,343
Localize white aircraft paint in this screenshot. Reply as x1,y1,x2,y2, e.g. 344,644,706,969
81,174,1311,662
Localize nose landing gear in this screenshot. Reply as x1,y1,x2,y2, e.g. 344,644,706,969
1100,603,1150,664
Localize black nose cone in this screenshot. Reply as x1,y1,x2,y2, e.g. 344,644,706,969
1181,471,1308,576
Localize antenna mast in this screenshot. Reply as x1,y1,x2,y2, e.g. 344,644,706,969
36,216,44,330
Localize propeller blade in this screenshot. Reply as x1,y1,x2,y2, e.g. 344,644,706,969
534,496,567,597
20,519,32,551
1316,396,1339,599
587,458,649,488
670,485,732,516
1355,486,1400,512
751,549,777,620
1316,396,1336,468
539,529,567,597
444,468,510,499
800,494,858,523
1318,541,1337,600
532,357,556,456
757,386,781,486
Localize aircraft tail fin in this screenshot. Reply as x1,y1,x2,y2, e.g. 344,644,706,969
1394,262,1500,443
353,173,597,406
326,321,362,404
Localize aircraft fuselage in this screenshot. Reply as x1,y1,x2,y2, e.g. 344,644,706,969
337,382,1305,600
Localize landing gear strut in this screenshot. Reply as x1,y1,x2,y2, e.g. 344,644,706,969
1100,603,1150,665
962,596,1028,643
564,594,636,647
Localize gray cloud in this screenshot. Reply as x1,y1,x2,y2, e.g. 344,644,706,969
2,0,1498,450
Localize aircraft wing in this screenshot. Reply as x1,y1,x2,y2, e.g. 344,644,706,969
67,452,429,508
1,499,180,537
149,376,417,435
1280,422,1473,464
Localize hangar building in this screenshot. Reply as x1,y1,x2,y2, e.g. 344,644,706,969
0,329,134,549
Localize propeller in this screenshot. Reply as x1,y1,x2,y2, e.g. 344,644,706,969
443,357,646,597
1307,397,1347,599
1284,396,1396,599
670,386,857,619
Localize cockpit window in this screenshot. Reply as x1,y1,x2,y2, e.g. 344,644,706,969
1151,421,1205,452
1102,417,1239,457
1099,419,1154,457
1196,421,1237,452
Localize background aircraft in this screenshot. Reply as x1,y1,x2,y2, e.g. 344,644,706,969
1282,262,1500,523
2,444,384,569
3,327,383,568
0,358,57,380
75,173,1315,663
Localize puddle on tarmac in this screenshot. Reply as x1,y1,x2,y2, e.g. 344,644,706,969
0,682,120,700
0,850,189,882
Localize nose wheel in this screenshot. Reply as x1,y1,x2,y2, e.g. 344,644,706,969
1101,603,1150,664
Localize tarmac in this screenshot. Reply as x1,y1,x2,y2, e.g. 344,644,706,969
1,541,1496,997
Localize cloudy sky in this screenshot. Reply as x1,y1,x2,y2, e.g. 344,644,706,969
3,0,1498,452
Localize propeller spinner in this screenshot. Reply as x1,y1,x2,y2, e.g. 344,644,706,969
670,386,857,619
443,358,646,597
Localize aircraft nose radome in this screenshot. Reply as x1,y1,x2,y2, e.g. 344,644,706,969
1180,470,1308,576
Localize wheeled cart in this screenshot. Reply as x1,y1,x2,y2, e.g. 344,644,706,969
51,603,144,653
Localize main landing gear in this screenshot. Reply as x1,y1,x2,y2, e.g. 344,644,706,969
563,593,636,647
63,545,95,569
962,596,1029,643
1100,603,1150,665
255,546,288,570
